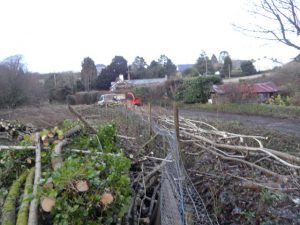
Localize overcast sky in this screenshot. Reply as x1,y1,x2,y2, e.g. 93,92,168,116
0,0,298,73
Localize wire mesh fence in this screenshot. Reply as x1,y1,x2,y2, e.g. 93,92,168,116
78,104,213,224
121,105,213,225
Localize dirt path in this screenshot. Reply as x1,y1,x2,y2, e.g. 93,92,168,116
180,109,300,137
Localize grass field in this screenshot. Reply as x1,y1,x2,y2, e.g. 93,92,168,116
184,103,300,119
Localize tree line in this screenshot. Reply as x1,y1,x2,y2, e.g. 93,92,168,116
80,54,177,91
0,55,46,108
182,50,256,78
0,54,178,107
0,52,257,108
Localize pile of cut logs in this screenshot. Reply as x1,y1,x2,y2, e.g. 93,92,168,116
0,119,36,141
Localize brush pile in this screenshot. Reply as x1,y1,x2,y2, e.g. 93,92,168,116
0,119,132,225
158,115,300,184
157,115,300,224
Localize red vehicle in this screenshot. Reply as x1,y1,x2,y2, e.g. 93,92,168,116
127,92,141,106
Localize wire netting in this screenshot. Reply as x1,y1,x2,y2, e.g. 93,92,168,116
120,106,213,225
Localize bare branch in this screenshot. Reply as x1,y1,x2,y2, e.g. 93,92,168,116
234,0,300,50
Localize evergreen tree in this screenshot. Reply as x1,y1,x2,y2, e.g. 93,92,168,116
130,56,147,79
211,54,218,65
241,61,257,75
95,56,128,90
81,57,97,91
220,56,232,78
146,55,177,78
194,51,214,75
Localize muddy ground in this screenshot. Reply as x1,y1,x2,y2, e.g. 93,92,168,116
0,104,75,130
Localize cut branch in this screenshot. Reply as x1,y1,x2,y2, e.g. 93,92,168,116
0,145,35,151
28,133,42,225
68,105,97,134
16,168,35,225
51,139,68,170
1,170,29,225
204,146,289,183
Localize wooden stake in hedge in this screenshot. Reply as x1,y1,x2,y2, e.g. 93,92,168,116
16,168,35,225
173,103,180,142
1,170,29,225
149,103,152,137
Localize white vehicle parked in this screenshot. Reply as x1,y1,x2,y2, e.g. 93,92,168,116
97,93,126,106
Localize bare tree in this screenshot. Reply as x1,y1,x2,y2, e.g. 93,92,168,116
2,55,26,74
235,0,300,50
0,55,46,107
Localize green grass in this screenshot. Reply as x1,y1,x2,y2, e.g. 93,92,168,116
184,103,300,119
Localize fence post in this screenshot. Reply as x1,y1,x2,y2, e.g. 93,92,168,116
149,103,152,137
173,103,180,142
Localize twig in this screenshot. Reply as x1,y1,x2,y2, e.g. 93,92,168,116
226,173,297,191
0,145,35,150
67,148,121,157
146,156,173,162
203,146,289,183
68,105,97,134
147,183,160,217
141,134,158,149
117,134,136,140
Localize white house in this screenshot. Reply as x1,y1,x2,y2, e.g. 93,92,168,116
253,57,282,72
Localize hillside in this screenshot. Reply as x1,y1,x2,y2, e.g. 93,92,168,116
248,61,300,95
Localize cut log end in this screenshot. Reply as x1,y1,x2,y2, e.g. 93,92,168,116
100,192,114,206
26,158,33,164
75,180,89,192
41,197,56,212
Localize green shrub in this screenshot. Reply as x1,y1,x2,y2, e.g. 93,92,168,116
133,76,221,105
182,67,199,77
40,123,131,225
182,76,221,104
267,94,292,106
74,91,103,104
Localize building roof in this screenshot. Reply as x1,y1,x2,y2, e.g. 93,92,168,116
126,78,166,85
212,81,278,94
110,77,167,91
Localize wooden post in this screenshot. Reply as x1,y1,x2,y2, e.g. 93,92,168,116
125,103,128,131
149,103,152,137
173,103,179,141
